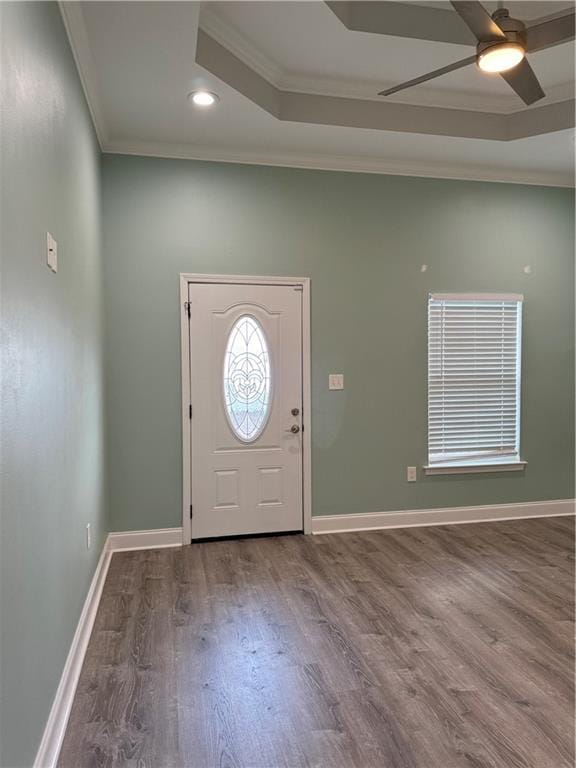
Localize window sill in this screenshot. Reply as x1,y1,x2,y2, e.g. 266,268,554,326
423,461,527,476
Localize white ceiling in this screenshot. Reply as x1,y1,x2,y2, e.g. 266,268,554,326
62,1,576,185
204,1,574,104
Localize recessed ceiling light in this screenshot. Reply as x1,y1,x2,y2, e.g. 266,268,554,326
189,91,219,107
477,42,525,73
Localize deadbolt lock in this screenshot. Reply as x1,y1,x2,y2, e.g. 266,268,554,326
291,407,300,416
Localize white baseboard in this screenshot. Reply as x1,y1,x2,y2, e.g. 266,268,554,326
107,526,183,551
312,499,575,534
31,502,573,766
34,543,112,768
33,527,183,767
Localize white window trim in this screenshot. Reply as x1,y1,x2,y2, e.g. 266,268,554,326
426,292,526,475
430,292,524,302
424,460,527,475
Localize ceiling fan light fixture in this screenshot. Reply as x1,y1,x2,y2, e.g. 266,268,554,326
477,42,525,73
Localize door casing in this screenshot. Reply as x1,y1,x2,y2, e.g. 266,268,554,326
180,273,312,544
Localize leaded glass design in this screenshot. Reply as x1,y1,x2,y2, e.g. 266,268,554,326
223,315,272,442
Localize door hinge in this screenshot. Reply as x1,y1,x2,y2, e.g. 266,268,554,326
184,301,191,318
189,404,192,419
190,504,193,519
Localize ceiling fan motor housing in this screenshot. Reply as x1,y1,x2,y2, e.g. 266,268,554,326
476,8,526,57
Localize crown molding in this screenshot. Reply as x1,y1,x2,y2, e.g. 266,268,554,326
59,1,108,147
102,140,574,188
200,4,575,114
199,3,284,86
280,74,576,114
61,1,574,182
196,30,575,141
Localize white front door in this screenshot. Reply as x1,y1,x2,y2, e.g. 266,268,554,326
188,282,303,539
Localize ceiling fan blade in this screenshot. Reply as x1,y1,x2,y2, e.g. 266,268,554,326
450,1,506,42
526,9,576,53
379,56,476,96
500,58,545,105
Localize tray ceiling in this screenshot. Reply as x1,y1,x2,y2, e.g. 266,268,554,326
60,1,575,185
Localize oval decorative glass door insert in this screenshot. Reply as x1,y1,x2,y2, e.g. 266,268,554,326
223,315,272,442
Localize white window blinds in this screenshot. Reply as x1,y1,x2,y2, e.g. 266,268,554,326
428,293,523,466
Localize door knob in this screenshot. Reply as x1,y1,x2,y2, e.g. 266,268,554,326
285,424,300,434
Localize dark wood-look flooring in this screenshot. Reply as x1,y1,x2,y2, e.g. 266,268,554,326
58,517,575,768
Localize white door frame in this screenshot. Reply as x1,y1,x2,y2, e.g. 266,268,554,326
179,273,312,543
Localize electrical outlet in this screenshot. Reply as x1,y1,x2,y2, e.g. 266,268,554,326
85,523,91,550
407,466,417,482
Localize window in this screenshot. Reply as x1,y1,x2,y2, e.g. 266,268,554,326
223,315,271,442
426,293,524,474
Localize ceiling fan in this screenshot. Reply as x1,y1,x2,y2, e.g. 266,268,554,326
379,1,575,105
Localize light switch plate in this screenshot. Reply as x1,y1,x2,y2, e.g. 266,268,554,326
47,232,58,272
407,466,417,482
329,374,344,390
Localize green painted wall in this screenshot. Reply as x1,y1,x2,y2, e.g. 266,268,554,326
0,3,106,766
0,5,572,766
102,154,574,532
